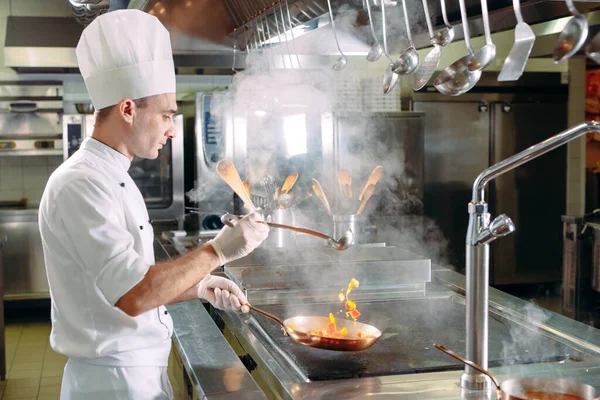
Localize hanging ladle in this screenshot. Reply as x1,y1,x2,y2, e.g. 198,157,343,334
220,214,354,250
467,0,496,71
326,0,348,71
434,344,600,400
413,0,442,90
392,0,419,75
380,0,399,94
431,0,455,47
433,0,481,95
553,0,588,63
365,0,384,62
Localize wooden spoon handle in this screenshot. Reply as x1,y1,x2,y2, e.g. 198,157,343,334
216,160,256,210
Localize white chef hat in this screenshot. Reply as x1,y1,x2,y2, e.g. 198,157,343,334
76,9,176,110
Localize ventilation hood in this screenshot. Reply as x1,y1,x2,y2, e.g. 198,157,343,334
5,0,600,72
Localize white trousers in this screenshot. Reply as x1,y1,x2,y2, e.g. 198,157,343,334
60,359,174,400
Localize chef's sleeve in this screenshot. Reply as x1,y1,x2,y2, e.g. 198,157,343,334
54,176,150,306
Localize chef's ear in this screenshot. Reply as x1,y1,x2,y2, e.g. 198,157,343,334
117,98,136,125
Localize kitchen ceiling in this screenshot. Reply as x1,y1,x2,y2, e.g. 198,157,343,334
4,0,600,71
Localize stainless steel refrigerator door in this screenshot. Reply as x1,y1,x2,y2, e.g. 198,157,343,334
413,101,490,270
490,102,567,285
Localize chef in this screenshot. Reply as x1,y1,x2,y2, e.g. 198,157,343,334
38,9,269,400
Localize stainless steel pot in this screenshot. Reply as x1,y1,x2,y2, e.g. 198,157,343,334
265,209,296,248
333,214,363,244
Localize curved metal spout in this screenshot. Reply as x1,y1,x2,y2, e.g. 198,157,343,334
462,120,600,391
472,121,600,203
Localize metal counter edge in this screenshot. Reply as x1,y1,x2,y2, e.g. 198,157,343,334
154,238,268,400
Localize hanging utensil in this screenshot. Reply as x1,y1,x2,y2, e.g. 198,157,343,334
273,6,290,69
280,173,299,194
232,29,238,73
336,170,353,199
413,0,442,90
221,214,354,250
278,1,295,69
381,0,399,94
553,0,588,63
358,165,383,201
498,0,535,81
356,184,375,215
326,0,348,71
431,0,455,46
433,0,481,95
392,0,419,75
586,31,600,63
467,0,496,71
435,344,600,400
365,0,384,62
216,160,257,210
285,0,302,69
246,304,381,351
312,179,333,216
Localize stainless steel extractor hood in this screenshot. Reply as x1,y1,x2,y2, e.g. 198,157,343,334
5,0,600,72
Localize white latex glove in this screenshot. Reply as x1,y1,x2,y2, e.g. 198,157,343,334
208,213,269,266
196,275,250,313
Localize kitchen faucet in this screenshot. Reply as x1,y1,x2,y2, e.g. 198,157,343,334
461,121,600,390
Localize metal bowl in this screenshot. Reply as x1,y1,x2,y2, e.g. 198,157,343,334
75,103,95,114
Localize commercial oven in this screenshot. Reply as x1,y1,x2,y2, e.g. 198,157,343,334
63,113,186,231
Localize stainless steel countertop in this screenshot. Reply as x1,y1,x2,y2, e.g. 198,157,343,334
216,269,600,399
158,238,600,399
154,239,267,400
166,301,267,400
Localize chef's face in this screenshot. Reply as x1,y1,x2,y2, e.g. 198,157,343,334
129,93,177,159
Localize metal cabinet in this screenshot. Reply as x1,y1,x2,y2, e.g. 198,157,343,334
0,210,48,299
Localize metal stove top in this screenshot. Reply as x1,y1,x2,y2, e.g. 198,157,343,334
252,295,590,381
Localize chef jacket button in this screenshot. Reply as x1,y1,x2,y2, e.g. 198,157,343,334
148,219,153,224
164,310,168,315
119,182,125,187
139,225,143,230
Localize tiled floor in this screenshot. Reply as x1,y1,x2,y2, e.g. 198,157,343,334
0,322,66,400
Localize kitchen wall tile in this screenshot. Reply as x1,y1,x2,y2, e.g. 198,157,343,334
23,165,48,190
0,190,23,201
0,165,23,190
22,156,47,166
0,157,23,167
24,188,44,205
0,1,11,17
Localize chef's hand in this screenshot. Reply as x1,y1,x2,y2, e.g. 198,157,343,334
196,275,250,313
208,212,269,266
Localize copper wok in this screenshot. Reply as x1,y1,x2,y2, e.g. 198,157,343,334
435,344,600,400
247,305,382,351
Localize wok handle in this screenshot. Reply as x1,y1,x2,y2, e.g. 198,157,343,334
434,344,501,390
246,304,286,328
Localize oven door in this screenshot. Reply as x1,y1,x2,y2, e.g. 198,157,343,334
129,114,184,229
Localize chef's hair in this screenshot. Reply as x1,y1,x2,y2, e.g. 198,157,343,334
95,97,149,125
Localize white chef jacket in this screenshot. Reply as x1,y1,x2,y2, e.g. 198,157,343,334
39,137,173,367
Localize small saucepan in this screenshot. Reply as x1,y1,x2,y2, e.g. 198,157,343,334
435,344,600,400
248,305,382,351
